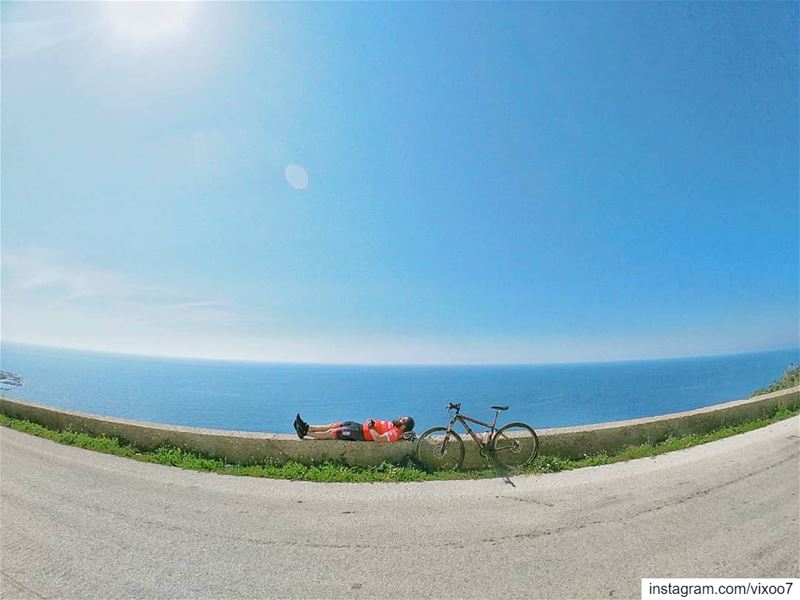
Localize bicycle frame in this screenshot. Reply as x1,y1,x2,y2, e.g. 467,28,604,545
446,411,500,448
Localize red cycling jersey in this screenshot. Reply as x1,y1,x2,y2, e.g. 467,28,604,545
362,419,402,442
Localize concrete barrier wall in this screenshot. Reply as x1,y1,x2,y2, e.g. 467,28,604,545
1,387,798,470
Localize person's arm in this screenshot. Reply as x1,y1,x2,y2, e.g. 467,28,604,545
369,424,403,443
368,426,392,443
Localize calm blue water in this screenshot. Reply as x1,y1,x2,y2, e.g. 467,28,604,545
0,342,796,434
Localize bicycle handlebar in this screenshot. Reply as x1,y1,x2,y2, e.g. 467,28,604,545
447,402,462,412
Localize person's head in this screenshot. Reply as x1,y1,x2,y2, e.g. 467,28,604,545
394,416,415,432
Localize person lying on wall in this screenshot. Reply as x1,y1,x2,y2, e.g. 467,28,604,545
293,414,415,443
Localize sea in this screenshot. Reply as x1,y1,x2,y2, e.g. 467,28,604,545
0,342,796,435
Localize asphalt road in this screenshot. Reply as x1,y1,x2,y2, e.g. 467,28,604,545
1,417,798,600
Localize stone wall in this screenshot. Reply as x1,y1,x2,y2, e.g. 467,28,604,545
1,386,797,469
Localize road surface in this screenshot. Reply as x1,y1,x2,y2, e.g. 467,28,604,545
1,417,798,599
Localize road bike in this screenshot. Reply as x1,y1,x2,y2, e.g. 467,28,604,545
415,402,539,470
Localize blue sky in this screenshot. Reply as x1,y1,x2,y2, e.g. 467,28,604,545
2,2,797,364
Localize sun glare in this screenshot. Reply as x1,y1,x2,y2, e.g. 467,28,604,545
103,1,195,46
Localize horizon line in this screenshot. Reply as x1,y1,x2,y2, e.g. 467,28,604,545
2,339,797,370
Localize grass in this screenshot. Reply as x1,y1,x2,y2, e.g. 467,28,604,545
530,404,798,474
1,403,797,483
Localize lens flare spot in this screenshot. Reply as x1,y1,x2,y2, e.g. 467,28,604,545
285,164,309,190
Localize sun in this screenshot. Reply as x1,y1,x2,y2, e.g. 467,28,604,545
103,1,195,46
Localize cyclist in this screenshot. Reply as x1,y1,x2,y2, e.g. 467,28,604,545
293,414,414,443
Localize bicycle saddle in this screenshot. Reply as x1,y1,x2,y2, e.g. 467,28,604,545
491,405,509,411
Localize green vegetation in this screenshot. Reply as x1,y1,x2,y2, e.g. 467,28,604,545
1,402,797,482
531,404,798,474
751,364,799,396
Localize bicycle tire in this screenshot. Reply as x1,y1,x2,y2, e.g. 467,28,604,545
415,427,465,470
490,422,539,468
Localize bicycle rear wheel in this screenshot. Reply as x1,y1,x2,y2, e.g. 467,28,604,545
415,427,465,470
491,422,539,468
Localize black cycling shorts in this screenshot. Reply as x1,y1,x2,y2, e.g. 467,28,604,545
332,421,365,441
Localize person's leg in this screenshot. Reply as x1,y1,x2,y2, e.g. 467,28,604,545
301,421,363,441
295,415,337,438
307,422,339,433
304,428,338,440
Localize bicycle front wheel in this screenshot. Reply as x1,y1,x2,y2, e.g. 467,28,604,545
415,427,465,471
491,422,539,468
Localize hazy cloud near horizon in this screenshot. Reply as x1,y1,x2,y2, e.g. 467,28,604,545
2,249,248,348
2,248,795,365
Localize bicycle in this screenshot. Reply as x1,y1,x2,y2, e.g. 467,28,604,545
415,402,539,470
